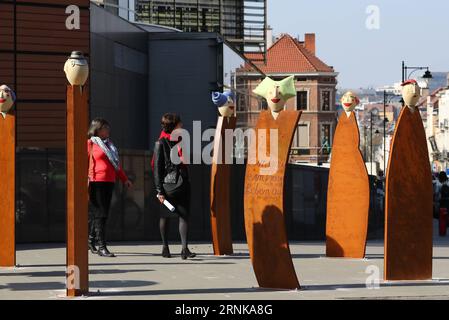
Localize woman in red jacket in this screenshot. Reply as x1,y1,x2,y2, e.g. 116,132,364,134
88,118,132,257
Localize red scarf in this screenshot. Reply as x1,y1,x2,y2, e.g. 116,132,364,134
151,131,184,171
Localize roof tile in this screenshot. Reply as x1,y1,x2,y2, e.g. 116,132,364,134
244,34,334,74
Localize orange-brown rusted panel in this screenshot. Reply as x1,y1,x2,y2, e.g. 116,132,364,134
0,111,16,267
326,112,369,258
210,116,237,256
244,110,301,290
384,107,433,280
66,86,89,296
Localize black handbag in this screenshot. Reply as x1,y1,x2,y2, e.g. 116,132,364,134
161,138,184,193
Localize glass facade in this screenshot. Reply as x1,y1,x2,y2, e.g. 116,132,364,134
135,0,266,62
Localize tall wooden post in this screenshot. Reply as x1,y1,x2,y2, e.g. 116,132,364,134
66,85,89,296
0,110,16,267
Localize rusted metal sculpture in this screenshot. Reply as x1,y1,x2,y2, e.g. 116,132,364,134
0,85,16,267
326,92,369,259
210,91,237,255
384,80,433,280
244,76,301,289
65,51,89,296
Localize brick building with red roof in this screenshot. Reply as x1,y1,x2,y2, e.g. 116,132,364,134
236,33,339,163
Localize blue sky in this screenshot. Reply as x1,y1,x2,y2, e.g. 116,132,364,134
267,0,449,89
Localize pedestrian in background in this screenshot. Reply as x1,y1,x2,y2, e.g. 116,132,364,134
438,172,449,212
152,113,196,260
88,118,133,257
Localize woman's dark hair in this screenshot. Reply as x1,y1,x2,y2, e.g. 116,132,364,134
438,171,448,183
161,113,181,133
88,118,110,137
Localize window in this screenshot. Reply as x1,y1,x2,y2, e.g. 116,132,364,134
297,124,309,148
296,91,308,110
321,90,331,111
320,124,332,155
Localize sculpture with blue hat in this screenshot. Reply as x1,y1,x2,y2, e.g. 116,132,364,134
209,89,237,256
211,90,235,118
0,85,16,119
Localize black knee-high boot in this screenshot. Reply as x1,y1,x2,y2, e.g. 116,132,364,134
88,215,98,254
159,217,171,258
96,218,115,257
179,217,196,260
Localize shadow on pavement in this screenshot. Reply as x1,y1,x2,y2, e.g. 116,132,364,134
2,280,158,291
0,269,154,278
90,286,262,297
304,280,449,291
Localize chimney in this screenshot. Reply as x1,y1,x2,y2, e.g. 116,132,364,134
266,25,273,49
304,33,316,55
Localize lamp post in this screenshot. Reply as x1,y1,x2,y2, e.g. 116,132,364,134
370,108,379,176
401,61,433,106
402,61,433,83
383,91,396,172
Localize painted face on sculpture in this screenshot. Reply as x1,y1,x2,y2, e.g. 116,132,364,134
341,91,360,113
401,80,421,109
0,85,16,118
253,76,296,113
212,91,235,117
64,51,89,86
219,96,235,117
266,85,286,112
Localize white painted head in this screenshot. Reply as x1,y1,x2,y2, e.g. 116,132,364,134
64,51,89,86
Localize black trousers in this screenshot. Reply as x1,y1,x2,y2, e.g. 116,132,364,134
88,182,115,246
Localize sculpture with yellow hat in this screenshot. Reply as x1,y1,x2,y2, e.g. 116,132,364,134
244,75,301,290
252,75,296,119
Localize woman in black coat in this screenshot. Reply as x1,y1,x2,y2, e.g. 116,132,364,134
153,113,196,259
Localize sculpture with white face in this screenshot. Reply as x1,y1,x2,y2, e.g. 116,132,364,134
341,91,360,117
64,51,89,86
212,91,235,117
401,79,421,112
253,76,296,119
0,85,16,118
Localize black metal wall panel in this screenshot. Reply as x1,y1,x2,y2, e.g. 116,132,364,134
90,4,149,150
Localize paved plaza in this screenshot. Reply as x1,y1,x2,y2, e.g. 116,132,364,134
1,224,449,300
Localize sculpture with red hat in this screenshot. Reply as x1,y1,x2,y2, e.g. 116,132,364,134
384,79,433,280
